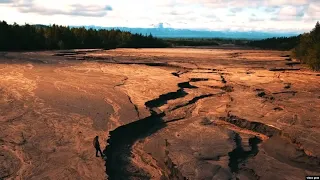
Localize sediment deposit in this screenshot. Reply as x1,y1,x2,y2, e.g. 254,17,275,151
1,48,319,180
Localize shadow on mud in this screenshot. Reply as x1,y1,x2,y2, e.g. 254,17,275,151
228,133,262,173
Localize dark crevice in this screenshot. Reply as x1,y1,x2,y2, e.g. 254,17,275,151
191,71,217,74
272,91,297,95
171,70,189,77
220,74,227,84
269,68,300,71
208,85,234,92
81,56,108,60
55,52,191,71
105,61,190,70
127,95,140,119
178,82,198,89
219,114,281,137
172,72,180,77
145,89,188,108
53,51,87,56
273,107,284,111
284,83,291,89
104,80,196,179
228,133,262,173
255,89,275,101
104,113,166,180
170,94,215,111
285,62,301,66
189,78,210,82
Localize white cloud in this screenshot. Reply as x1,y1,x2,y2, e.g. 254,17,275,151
0,0,318,32
304,2,320,19
265,0,308,6
279,6,299,16
1,0,112,17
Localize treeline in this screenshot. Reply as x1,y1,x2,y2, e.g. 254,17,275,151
165,38,248,47
247,22,320,70
292,22,320,70
247,35,301,50
0,21,169,51
166,38,219,46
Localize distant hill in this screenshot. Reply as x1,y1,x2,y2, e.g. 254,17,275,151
29,23,300,40
33,24,49,28
73,26,299,40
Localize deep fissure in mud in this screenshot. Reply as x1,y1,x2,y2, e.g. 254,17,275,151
178,82,198,89
171,94,214,111
104,65,318,179
145,89,188,108
104,114,165,179
104,80,196,179
228,133,262,173
220,114,281,137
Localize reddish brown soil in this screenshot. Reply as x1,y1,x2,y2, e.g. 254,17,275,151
1,48,319,180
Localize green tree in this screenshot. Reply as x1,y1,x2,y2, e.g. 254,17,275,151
293,21,320,70
0,20,169,51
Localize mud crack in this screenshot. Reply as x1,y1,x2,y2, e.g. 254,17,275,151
170,94,216,111
127,95,140,119
220,114,281,137
104,80,197,179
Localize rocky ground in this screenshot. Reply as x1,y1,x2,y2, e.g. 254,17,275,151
0,48,319,180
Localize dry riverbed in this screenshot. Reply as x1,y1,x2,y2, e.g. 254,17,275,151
0,48,319,180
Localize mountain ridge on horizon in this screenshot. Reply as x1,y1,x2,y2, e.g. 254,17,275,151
72,25,301,40
32,23,300,40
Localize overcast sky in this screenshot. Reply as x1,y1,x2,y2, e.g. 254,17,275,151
0,0,319,32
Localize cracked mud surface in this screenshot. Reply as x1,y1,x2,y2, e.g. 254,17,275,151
1,48,320,179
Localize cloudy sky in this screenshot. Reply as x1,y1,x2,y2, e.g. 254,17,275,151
0,0,319,32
